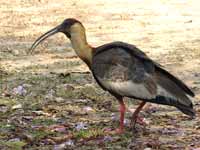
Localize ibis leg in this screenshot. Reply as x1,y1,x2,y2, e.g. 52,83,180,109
118,99,126,133
104,98,126,134
131,101,146,126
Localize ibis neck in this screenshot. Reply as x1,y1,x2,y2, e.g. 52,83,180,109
70,29,93,67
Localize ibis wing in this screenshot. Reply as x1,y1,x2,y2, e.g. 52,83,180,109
94,41,194,97
92,46,157,99
92,41,195,116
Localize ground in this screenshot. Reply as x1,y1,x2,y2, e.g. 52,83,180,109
0,0,200,149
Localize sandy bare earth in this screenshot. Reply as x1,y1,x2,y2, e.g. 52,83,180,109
0,0,200,149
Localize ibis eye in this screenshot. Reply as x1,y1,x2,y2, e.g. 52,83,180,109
66,32,71,38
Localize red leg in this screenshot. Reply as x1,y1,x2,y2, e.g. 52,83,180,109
131,101,146,126
104,98,126,134
118,99,126,133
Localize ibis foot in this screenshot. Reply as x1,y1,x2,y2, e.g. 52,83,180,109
131,115,147,128
104,128,124,135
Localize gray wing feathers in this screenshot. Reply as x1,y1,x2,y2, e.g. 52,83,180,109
155,71,192,105
92,47,157,99
155,66,195,97
92,42,195,116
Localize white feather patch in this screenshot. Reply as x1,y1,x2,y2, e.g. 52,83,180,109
98,78,155,99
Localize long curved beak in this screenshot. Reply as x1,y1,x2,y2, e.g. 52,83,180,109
29,25,61,54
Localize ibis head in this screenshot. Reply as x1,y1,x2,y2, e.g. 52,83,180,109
29,18,93,66
30,18,82,52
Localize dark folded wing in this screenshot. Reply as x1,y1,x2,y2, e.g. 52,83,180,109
92,41,195,116
94,41,195,97
92,45,157,99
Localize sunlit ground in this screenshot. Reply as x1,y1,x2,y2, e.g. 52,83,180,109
0,0,200,149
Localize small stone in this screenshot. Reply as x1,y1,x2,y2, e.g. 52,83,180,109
12,104,22,110
54,140,74,150
144,148,152,150
8,138,21,142
54,143,66,150
75,122,88,131
22,83,32,87
65,140,74,146
12,49,20,55
0,106,9,113
103,135,113,142
83,106,94,113
55,97,65,103
13,85,27,96
32,110,49,116
45,89,55,99
63,84,74,90
111,113,117,121
124,119,130,126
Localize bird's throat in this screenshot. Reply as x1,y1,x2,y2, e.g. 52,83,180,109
70,25,93,67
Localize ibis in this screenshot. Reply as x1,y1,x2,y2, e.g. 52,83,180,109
29,18,195,134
